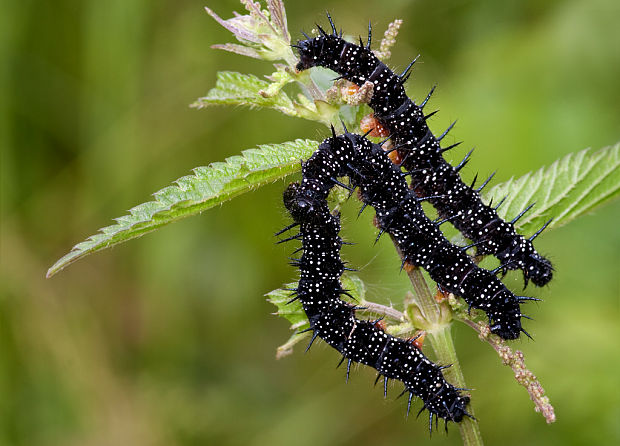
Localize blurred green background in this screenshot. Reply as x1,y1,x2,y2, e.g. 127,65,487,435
1,0,619,445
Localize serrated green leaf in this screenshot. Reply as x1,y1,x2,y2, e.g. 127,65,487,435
191,71,296,115
47,139,319,278
266,274,366,358
484,143,620,236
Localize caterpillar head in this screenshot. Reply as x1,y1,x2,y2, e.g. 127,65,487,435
284,182,313,223
488,311,522,340
438,394,472,423
420,380,472,425
283,182,331,225
294,37,318,71
295,34,344,72
525,254,553,287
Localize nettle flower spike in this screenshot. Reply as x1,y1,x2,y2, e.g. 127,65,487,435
205,0,295,64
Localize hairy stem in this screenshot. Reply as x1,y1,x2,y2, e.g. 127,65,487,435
303,76,326,102
404,267,483,445
427,322,482,444
361,301,406,322
389,236,439,321
459,318,556,424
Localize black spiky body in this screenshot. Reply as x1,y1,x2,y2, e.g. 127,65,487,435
295,27,553,287
282,136,472,426
324,133,528,339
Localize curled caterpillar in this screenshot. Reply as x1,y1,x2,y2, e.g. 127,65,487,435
281,138,472,429
294,15,553,287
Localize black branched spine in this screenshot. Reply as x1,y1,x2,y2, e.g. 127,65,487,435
295,20,553,287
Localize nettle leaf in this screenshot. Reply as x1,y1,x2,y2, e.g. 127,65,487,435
191,71,296,115
47,139,319,278
266,274,366,359
484,143,620,236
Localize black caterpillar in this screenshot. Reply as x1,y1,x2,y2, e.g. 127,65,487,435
281,131,473,429
282,130,533,340
294,15,553,288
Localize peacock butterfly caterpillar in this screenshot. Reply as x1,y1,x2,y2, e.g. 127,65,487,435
281,137,470,430
279,128,540,428
293,14,553,288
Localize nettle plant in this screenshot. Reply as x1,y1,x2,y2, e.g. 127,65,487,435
48,2,620,445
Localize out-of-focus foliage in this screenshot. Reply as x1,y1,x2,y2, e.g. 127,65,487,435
47,138,319,277
1,1,619,446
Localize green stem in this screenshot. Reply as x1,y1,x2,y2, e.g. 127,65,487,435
390,236,439,321
427,323,482,445
362,300,406,322
404,266,484,446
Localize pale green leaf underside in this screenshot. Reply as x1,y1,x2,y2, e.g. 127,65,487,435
47,139,319,278
191,71,296,115
484,143,620,236
266,274,366,359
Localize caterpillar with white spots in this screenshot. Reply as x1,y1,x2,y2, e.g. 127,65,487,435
282,129,534,340
293,15,553,288
281,131,474,429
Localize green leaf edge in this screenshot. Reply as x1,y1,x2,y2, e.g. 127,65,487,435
485,143,620,235
47,139,319,278
190,71,297,116
266,274,366,358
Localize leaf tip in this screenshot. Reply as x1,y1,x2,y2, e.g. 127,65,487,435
46,258,67,278
46,252,74,278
